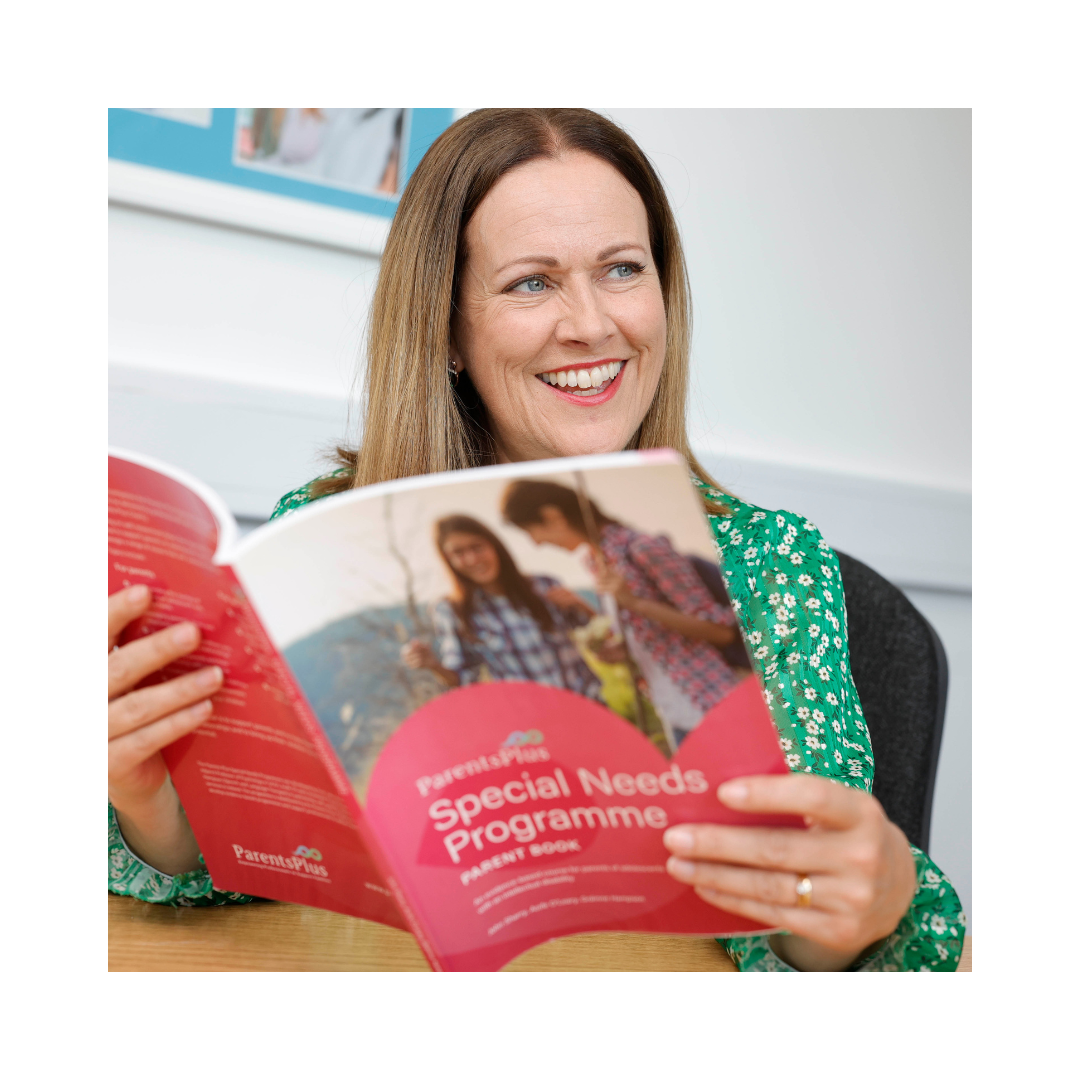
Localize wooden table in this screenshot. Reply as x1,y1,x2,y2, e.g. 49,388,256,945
108,894,972,971
108,894,735,971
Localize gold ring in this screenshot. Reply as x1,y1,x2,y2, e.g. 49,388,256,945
795,875,813,907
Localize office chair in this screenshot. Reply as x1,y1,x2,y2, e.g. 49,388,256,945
835,551,949,852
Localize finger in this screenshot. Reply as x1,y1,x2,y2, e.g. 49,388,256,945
108,700,215,779
108,585,152,649
717,773,870,830
667,857,847,913
109,665,223,740
664,822,845,874
693,888,864,953
108,621,201,699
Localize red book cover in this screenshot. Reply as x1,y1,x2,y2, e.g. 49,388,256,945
109,448,800,970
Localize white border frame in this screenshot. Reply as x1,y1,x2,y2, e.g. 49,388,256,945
108,159,392,256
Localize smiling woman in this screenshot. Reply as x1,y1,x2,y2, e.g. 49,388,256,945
108,109,965,972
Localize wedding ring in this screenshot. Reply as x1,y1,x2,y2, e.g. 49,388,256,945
795,875,813,907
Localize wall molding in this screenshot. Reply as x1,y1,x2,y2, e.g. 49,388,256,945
108,160,391,256
109,364,970,592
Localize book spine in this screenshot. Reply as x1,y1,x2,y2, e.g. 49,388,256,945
221,565,447,970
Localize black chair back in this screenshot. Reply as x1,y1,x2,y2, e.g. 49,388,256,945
835,551,948,852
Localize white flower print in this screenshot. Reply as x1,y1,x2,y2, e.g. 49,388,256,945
749,631,763,645
834,635,842,648
779,737,793,751
930,915,947,935
789,552,804,565
776,514,786,528
745,546,759,560
818,538,829,551
823,589,833,604
809,655,820,668
785,753,802,768
808,624,821,638
807,721,820,735
806,598,821,610
804,687,818,701
834,749,843,764
754,646,769,659
832,719,841,734
750,511,766,523
798,574,813,586
777,543,790,555
826,692,838,705
783,593,796,608
812,709,825,722
806,736,821,749
821,565,832,579
775,572,788,585
797,707,810,719
768,592,782,607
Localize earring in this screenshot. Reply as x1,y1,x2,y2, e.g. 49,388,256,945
447,357,459,386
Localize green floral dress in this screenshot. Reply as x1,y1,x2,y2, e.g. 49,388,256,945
109,473,966,970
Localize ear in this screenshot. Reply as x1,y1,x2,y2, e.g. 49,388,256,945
448,333,466,375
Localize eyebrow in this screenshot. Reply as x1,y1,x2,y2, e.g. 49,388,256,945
494,243,647,277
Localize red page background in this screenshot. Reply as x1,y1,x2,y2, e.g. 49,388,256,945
109,455,404,927
365,679,802,971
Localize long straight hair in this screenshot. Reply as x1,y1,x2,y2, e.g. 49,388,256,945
434,515,554,637
314,108,725,504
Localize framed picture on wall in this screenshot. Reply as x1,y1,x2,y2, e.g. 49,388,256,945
108,108,456,255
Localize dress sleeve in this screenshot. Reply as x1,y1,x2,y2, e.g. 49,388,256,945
108,804,257,907
705,495,966,971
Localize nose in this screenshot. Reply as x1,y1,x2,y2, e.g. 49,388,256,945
554,277,616,350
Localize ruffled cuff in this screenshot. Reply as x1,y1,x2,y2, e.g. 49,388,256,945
721,846,966,972
108,803,258,908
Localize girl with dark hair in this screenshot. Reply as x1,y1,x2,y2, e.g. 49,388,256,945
401,515,601,700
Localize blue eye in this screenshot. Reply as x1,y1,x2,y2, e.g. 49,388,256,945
511,276,547,294
606,262,642,280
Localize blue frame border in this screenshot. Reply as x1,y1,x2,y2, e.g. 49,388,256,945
108,108,455,219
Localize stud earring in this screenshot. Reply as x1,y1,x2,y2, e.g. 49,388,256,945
447,357,459,386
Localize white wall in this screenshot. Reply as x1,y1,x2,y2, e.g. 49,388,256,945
605,109,971,491
109,108,971,926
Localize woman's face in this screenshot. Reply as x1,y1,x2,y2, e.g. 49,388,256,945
441,531,501,587
452,152,667,463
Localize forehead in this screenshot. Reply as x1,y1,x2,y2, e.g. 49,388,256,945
465,152,649,267
442,531,492,549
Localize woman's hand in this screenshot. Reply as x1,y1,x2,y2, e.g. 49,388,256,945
663,773,917,971
593,565,636,608
401,639,460,687
401,639,439,670
109,584,222,875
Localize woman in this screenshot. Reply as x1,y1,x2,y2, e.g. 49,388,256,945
400,514,601,700
108,108,963,970
501,479,743,747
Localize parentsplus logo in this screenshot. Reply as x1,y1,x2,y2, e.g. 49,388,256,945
232,842,329,878
502,730,544,747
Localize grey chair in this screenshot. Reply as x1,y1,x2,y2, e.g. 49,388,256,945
834,551,948,852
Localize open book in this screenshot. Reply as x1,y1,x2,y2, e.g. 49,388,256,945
109,447,800,971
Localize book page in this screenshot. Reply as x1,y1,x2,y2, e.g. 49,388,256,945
232,452,800,970
109,452,403,927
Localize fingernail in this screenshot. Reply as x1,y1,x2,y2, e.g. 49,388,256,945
664,826,694,855
196,666,222,689
718,781,749,805
171,622,198,647
666,856,696,879
127,584,149,603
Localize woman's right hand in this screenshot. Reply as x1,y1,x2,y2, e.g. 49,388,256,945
109,584,222,874
401,639,439,670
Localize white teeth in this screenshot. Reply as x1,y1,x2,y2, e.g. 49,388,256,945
541,361,626,390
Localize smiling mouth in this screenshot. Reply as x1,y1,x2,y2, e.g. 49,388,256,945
536,360,625,397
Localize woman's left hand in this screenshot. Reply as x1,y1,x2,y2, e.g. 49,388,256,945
593,566,635,608
663,773,917,971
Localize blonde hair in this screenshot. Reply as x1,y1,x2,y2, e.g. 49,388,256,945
315,108,726,506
